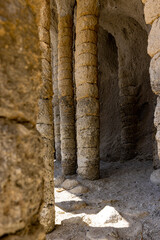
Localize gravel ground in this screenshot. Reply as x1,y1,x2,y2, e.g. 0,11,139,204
47,158,160,240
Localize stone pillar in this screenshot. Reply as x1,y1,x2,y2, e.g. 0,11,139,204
52,32,61,162
0,0,45,239
118,50,138,161
142,0,160,179
36,0,55,233
56,0,77,175
75,0,100,180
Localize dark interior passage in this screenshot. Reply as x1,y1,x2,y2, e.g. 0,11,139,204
98,8,156,164
98,29,121,162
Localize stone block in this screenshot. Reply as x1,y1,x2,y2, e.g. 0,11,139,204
148,18,160,57
0,119,43,237
77,83,98,100
144,0,160,24
36,123,54,140
76,30,97,46
154,96,160,127
77,128,99,148
76,15,98,32
76,42,97,56
150,52,160,94
75,66,98,86
59,84,73,97
75,52,97,67
77,116,99,131
76,98,99,118
37,99,53,124
61,138,76,149
77,0,99,18
61,179,79,190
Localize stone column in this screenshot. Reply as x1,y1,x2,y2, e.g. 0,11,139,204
118,50,138,161
56,0,77,175
36,0,55,233
0,0,45,239
142,0,160,181
75,0,100,180
52,33,61,162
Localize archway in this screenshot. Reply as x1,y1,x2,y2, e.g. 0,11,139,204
99,0,156,166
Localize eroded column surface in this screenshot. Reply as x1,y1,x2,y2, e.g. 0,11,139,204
0,0,45,239
143,0,160,168
75,0,100,180
56,0,76,175
118,49,138,161
52,33,61,162
36,0,55,233
50,25,61,161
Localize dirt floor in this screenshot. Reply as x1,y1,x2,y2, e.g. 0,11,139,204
47,158,160,240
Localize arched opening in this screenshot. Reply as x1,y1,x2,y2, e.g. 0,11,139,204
98,1,156,167
98,29,121,162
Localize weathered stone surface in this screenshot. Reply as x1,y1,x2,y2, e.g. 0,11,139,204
56,0,75,16
154,96,160,127
148,18,160,57
37,99,53,124
69,185,89,194
57,10,76,175
61,179,79,190
0,0,41,125
144,0,160,24
150,52,160,95
150,169,160,184
86,229,118,240
0,120,44,238
0,0,45,239
37,123,54,140
37,0,55,233
54,175,65,187
95,206,123,225
40,204,55,234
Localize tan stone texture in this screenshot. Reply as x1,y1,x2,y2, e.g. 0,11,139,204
75,66,98,86
77,0,99,18
0,0,45,239
57,13,76,175
37,0,55,233
76,43,97,56
51,33,61,162
0,0,41,125
148,18,160,57
150,52,160,95
144,0,160,24
75,0,100,180
56,0,75,17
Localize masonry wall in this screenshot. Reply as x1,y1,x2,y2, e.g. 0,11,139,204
99,0,155,163
143,0,160,168
0,0,45,239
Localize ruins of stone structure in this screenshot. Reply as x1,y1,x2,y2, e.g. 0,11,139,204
0,0,160,239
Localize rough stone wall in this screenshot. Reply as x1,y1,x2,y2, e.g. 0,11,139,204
143,0,160,168
75,0,100,180
56,0,77,175
36,0,55,233
99,0,155,162
98,29,121,162
0,0,45,239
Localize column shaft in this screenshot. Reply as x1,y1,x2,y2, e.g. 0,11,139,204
52,36,61,162
75,0,100,180
36,0,55,233
58,14,76,175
